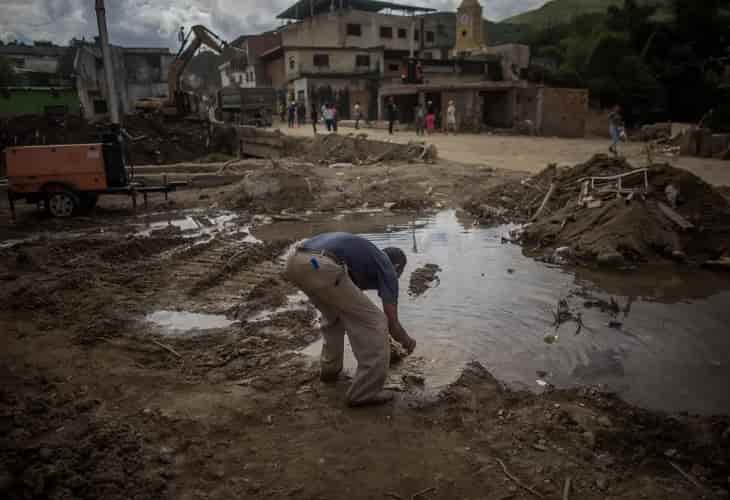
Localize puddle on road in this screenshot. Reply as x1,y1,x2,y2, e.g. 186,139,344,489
136,210,258,242
146,310,237,335
265,210,730,415
247,292,310,323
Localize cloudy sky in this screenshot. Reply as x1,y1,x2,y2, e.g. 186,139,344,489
0,0,548,49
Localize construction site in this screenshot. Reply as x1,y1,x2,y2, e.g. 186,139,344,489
2,0,730,499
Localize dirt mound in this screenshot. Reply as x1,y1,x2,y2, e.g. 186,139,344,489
408,264,442,296
1,114,217,166
292,133,437,165
465,155,730,266
222,160,319,213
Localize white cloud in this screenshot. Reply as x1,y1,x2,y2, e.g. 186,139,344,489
0,0,549,48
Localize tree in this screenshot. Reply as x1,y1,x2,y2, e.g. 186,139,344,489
0,56,15,87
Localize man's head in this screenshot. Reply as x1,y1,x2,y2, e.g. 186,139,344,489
383,247,407,278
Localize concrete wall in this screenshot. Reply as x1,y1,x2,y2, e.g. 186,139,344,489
285,48,382,79
8,55,60,73
484,44,530,70
540,87,589,138
282,10,418,52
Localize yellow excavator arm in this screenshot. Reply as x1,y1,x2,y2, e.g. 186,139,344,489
167,25,244,109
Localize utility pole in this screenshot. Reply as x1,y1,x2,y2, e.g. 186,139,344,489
95,0,120,125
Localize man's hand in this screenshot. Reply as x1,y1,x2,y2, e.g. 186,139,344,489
383,303,415,355
401,335,416,355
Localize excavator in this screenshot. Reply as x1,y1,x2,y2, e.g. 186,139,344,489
135,25,244,116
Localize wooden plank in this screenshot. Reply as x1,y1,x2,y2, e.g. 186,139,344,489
658,202,695,230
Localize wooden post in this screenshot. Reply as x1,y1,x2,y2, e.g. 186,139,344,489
143,192,148,209
163,174,169,200
131,191,137,212
531,182,556,222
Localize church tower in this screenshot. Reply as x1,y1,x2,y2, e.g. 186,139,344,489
454,0,487,54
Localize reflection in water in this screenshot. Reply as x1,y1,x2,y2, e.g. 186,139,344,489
276,210,730,415
146,310,237,335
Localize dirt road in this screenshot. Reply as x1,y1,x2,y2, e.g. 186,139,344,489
280,124,730,187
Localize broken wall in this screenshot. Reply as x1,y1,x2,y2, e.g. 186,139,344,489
540,87,588,138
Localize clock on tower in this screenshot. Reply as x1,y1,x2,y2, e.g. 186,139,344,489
454,0,486,53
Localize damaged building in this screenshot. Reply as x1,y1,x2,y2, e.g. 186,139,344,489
253,0,589,137
0,40,174,122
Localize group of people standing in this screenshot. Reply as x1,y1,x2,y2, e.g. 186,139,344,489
412,99,457,136
286,98,459,136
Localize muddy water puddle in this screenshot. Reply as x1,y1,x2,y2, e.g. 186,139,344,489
259,210,730,415
146,310,238,335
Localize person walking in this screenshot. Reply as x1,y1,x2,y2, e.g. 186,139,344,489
608,105,624,156
386,97,398,135
425,100,436,135
446,100,457,135
354,102,362,130
332,104,338,133
311,104,318,134
323,104,334,132
297,102,306,128
284,233,416,406
414,103,425,136
287,101,296,128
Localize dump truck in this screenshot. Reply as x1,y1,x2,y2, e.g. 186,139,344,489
4,132,183,219
218,87,276,127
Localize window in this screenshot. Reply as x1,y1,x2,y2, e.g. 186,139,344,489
289,57,295,70
347,23,362,36
356,55,370,67
388,63,400,72
413,30,420,41
426,31,435,43
397,28,407,39
12,57,25,68
422,52,433,60
313,54,330,67
380,26,393,39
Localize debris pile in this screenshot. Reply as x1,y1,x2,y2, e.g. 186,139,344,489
465,155,730,267
678,127,730,160
408,263,442,296
0,114,219,166
296,133,438,165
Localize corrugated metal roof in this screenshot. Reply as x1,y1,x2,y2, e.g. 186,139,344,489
277,0,434,20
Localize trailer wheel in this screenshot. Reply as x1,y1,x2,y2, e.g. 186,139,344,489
47,191,78,217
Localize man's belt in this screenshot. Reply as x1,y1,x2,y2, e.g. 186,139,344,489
297,247,344,266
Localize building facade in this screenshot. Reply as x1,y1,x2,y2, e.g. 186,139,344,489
219,32,281,89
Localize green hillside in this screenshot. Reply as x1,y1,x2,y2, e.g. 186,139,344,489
505,0,668,28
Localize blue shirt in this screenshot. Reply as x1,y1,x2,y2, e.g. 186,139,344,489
302,232,399,305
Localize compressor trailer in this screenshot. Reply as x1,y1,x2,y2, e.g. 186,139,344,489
4,133,185,220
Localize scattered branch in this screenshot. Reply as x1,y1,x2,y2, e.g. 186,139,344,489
496,458,545,500
152,340,182,359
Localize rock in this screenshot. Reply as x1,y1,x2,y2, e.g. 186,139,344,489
402,374,425,386
597,251,625,267
583,431,596,448
595,474,609,491
671,250,687,262
597,416,612,427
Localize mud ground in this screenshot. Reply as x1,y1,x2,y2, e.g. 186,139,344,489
1,148,729,499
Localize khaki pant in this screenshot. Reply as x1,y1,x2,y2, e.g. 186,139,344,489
284,251,390,404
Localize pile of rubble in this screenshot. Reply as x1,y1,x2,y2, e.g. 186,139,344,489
465,155,730,268
238,127,437,165
0,114,222,166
